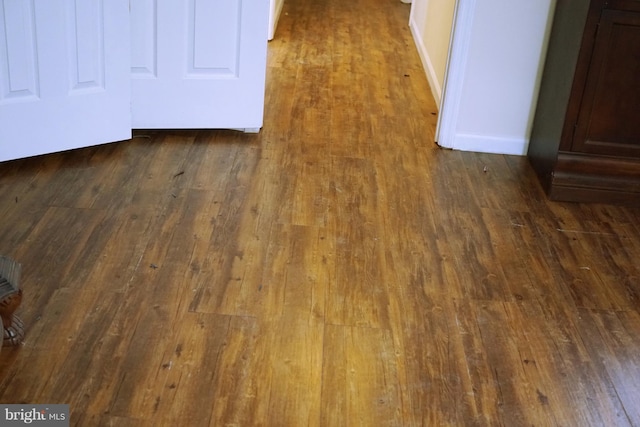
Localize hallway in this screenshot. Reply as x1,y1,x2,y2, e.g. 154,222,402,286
1,0,640,425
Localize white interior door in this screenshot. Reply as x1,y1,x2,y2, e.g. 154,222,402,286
0,0,131,162
130,0,269,130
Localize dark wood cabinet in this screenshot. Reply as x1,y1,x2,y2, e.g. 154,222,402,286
528,0,640,204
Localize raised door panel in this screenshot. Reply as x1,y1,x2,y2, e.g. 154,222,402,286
0,0,131,162
0,0,39,104
130,0,158,78
571,8,640,158
131,0,269,129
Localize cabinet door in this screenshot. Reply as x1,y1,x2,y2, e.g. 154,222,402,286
571,8,640,157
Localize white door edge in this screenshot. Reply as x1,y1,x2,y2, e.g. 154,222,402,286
435,0,477,149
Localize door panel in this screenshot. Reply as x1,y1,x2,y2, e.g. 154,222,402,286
130,0,157,78
1,0,39,104
131,0,269,129
571,9,640,157
67,0,105,92
188,0,239,76
0,0,131,162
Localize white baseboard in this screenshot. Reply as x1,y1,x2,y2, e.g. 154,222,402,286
409,18,442,105
449,133,529,156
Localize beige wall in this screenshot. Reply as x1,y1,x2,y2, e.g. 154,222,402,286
409,0,456,104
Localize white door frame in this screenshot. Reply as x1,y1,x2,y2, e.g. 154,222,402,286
268,0,285,40
435,0,477,148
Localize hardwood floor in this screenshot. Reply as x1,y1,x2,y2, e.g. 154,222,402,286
2,0,640,425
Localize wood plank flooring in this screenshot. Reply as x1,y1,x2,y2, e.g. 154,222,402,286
2,0,640,425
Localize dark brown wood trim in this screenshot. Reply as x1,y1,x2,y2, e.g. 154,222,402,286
607,0,640,12
548,152,640,203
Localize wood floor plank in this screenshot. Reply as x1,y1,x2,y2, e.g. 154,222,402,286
535,217,637,311
10,207,108,316
255,313,324,426
0,288,115,404
460,300,560,426
274,151,330,227
73,414,150,427
41,289,125,409
321,324,402,426
578,309,640,424
206,316,260,426
72,206,157,294
178,131,248,192
326,156,390,328
223,223,329,319
146,313,259,426
386,291,465,426
518,303,632,427
1,0,640,424
186,146,263,315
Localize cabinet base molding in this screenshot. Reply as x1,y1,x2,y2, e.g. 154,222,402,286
546,152,640,205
